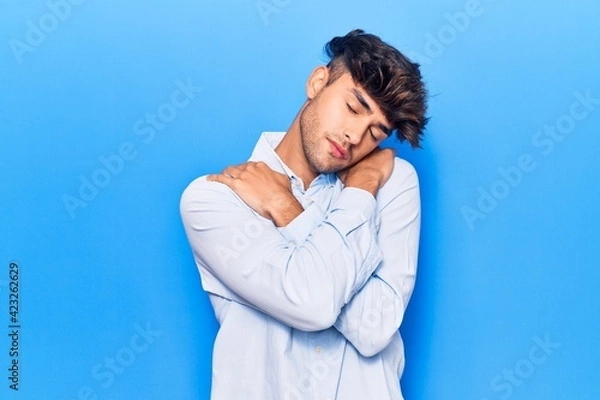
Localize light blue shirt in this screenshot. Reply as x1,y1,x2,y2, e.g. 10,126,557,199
180,132,421,400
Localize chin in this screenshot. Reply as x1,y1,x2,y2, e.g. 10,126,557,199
315,159,350,175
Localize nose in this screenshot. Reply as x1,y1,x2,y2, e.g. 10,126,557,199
343,127,363,146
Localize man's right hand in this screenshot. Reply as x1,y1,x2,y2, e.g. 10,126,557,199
336,148,396,197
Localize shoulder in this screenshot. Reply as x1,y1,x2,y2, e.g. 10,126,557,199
394,157,418,177
386,157,419,191
180,175,211,202
375,157,420,207
374,157,421,218
180,175,243,215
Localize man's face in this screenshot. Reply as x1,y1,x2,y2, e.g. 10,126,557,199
299,71,392,175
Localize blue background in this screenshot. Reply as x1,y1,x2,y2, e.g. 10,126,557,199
1,0,599,399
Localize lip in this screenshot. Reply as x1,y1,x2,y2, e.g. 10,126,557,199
328,139,348,160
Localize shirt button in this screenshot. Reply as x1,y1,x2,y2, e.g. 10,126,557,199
315,346,322,354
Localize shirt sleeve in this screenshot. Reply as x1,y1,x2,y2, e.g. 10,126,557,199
333,158,421,357
180,177,383,332
278,200,327,246
269,159,421,357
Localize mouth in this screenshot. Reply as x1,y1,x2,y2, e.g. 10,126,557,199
327,139,349,160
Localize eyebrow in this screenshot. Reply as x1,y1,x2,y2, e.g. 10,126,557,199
351,88,372,113
350,88,392,136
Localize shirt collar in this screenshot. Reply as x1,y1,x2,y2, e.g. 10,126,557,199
249,132,337,189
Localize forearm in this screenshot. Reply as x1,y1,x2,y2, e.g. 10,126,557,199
266,178,376,227
344,174,379,197
335,161,421,356
267,192,304,227
333,276,407,357
273,195,411,357
180,179,383,332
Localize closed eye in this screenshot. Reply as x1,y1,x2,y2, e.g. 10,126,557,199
370,129,379,141
347,103,358,114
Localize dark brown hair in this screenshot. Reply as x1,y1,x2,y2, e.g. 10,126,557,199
324,29,428,148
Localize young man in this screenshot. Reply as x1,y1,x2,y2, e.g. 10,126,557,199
180,29,428,400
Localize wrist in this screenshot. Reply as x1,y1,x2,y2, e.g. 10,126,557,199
344,174,380,197
265,191,304,227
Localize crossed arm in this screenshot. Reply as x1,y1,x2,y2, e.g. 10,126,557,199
180,153,420,356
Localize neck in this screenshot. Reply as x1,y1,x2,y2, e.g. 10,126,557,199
275,107,317,190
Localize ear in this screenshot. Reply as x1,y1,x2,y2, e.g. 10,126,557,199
306,66,329,100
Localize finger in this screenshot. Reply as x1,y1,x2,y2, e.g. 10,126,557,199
206,173,234,187
222,165,243,178
230,161,257,170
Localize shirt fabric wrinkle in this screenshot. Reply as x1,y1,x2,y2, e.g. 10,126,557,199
180,132,421,400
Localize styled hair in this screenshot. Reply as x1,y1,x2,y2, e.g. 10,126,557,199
324,29,428,148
